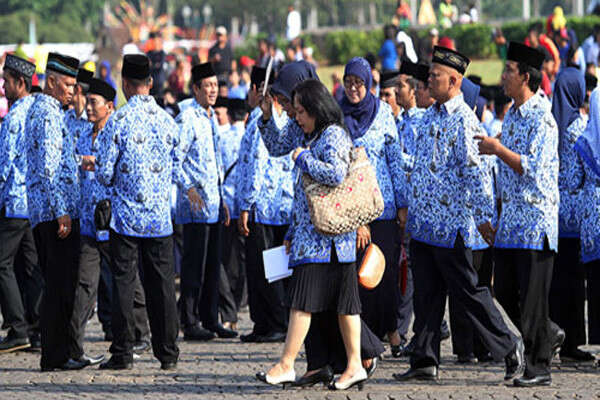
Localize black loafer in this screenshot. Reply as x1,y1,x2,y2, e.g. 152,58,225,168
513,374,551,387
99,357,133,370
504,338,524,380
161,361,177,370
292,365,334,387
393,366,438,381
240,332,262,343
205,324,238,339
183,325,216,341
76,353,105,366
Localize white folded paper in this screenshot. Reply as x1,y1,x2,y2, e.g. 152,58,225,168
262,245,292,283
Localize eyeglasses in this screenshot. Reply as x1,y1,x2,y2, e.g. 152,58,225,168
344,78,365,89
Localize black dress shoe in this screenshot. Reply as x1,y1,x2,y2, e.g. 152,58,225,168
560,348,596,363
205,324,238,339
183,325,216,341
293,365,334,387
0,335,30,353
513,373,551,387
161,361,177,370
504,338,525,380
552,329,566,358
99,357,133,370
28,333,41,352
393,366,438,381
456,354,477,364
41,358,89,372
76,353,105,366
257,331,286,343
240,332,262,343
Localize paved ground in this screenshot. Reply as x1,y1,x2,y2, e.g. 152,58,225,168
1,306,600,400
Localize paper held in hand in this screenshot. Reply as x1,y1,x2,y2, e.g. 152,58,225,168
262,245,292,283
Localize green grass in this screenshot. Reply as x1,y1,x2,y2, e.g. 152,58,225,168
317,59,504,91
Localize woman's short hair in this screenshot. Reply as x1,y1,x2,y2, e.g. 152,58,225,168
292,79,345,134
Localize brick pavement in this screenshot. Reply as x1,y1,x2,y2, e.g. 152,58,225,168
0,306,600,400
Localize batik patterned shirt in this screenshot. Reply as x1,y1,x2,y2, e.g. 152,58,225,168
350,102,405,219
95,95,179,237
237,108,293,226
559,115,586,238
0,95,35,219
394,106,426,208
64,108,90,143
173,99,223,224
219,122,245,219
25,94,80,227
495,93,559,251
259,117,356,266
406,93,494,249
580,160,600,263
77,124,112,241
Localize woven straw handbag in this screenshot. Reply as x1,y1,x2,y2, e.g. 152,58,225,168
302,147,384,236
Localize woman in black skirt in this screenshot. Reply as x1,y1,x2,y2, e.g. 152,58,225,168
256,77,367,390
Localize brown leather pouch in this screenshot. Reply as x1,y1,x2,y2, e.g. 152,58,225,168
358,243,385,290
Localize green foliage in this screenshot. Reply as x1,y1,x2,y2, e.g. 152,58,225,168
323,29,384,65
0,11,31,44
440,24,495,58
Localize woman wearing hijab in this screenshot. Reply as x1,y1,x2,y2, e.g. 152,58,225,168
339,57,405,355
575,88,600,358
256,63,382,390
549,67,595,362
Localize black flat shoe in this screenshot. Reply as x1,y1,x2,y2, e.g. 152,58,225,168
76,353,105,366
513,373,551,387
365,357,378,378
161,361,177,370
99,356,133,370
393,366,438,381
504,338,524,380
292,365,334,388
205,324,238,339
391,345,403,358
257,331,286,343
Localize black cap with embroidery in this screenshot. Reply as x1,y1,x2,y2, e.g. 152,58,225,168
506,41,545,71
88,78,116,102
192,62,216,83
4,54,36,79
380,70,400,88
432,46,470,75
122,54,150,80
46,52,79,78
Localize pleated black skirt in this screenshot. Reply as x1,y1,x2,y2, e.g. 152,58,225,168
287,250,361,315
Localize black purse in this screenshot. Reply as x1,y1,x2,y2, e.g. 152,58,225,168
94,199,111,231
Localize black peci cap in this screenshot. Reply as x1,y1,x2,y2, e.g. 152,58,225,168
88,78,116,102
506,41,545,71
250,66,275,89
77,68,93,85
228,98,249,113
192,62,216,83
400,61,430,84
122,54,150,80
214,96,229,109
432,46,470,75
46,52,79,77
380,70,400,88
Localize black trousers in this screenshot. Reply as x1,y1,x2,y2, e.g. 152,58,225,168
549,238,586,351
109,231,179,363
494,244,559,376
359,220,400,339
304,311,385,373
410,237,514,368
179,223,221,329
586,261,600,343
397,233,413,338
245,223,288,334
218,221,247,323
0,214,42,339
449,248,494,358
33,219,80,369
68,236,149,359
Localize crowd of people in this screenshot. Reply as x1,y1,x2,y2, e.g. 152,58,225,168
0,10,600,392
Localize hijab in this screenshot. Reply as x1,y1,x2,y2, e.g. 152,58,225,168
552,67,585,146
270,60,318,101
339,57,379,138
575,87,600,178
